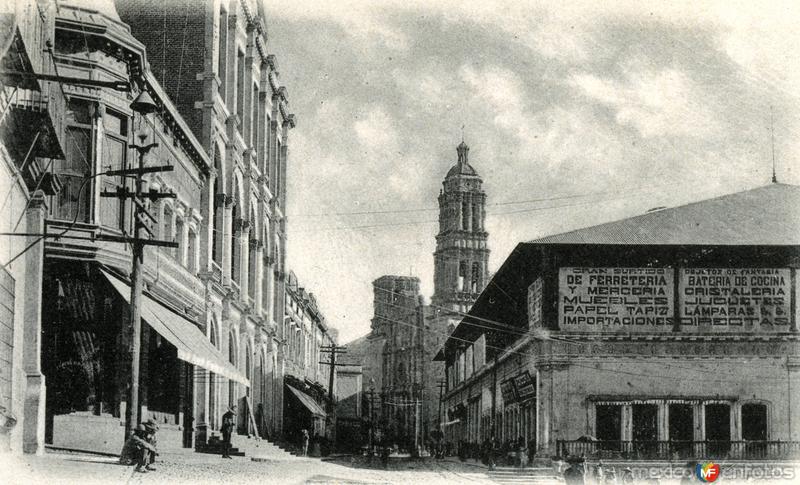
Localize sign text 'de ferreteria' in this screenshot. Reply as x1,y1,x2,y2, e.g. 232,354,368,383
558,268,674,332
679,268,791,330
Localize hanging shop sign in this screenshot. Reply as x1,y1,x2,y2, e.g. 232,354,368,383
513,371,536,401
678,268,791,331
500,379,518,404
558,267,674,333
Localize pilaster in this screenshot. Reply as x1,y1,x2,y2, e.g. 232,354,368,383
22,191,46,455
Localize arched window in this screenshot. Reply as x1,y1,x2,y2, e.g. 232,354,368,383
742,403,768,441
461,199,469,229
230,190,240,284
458,261,468,292
248,207,257,300
212,150,223,265
187,229,197,273
209,317,219,430
175,216,185,262
162,205,173,245
228,331,238,407
472,202,480,231
261,226,270,313
471,262,480,293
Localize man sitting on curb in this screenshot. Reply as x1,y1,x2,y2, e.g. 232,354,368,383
120,420,158,473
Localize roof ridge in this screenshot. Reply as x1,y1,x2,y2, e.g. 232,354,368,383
526,183,800,245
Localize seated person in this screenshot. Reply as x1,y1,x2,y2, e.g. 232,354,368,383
120,420,158,473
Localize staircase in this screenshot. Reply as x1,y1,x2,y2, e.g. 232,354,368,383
487,466,563,485
195,435,246,457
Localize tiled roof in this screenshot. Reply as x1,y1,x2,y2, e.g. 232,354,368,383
528,183,800,246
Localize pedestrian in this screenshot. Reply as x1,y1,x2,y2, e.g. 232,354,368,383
119,420,158,473
488,435,498,471
517,436,529,468
221,405,236,459
301,428,310,456
621,467,634,485
564,458,586,485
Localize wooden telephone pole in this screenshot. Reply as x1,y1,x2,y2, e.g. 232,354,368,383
319,345,348,445
101,91,178,441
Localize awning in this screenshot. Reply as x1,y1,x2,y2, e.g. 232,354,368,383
101,270,250,386
287,385,326,418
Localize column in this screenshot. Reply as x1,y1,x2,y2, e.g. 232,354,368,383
464,193,473,232
730,401,742,441
535,365,552,458
201,169,217,272
456,195,463,230
621,404,633,441
658,402,669,442
787,357,800,441
222,196,235,286
253,240,264,313
694,402,706,457
22,191,46,454
239,221,251,303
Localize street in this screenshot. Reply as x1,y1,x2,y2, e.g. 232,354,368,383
0,449,497,485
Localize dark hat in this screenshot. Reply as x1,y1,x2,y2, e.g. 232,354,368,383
143,419,158,430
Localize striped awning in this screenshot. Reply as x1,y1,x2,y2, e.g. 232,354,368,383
102,270,249,386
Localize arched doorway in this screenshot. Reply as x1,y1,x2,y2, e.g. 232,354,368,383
228,331,238,410
208,317,219,430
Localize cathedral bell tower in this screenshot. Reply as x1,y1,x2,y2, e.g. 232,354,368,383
432,141,490,316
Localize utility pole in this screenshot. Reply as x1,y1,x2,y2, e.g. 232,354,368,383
102,91,177,441
319,345,347,446
436,380,446,426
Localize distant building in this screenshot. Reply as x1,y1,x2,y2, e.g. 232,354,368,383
436,184,800,463
283,271,336,442
334,364,363,451
347,141,492,451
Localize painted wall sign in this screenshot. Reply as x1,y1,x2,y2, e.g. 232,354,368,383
678,268,791,331
527,278,543,329
558,267,674,332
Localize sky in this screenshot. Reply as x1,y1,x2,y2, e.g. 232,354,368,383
262,0,800,343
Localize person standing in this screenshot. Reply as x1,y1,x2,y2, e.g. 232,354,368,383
221,405,236,459
301,428,310,456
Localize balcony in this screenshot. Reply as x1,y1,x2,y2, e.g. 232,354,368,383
557,439,800,461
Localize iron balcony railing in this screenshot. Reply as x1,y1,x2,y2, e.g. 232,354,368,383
557,440,800,461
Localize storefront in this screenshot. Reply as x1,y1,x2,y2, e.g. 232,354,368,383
437,184,800,462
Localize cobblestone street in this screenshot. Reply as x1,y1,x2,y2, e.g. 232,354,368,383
1,450,495,485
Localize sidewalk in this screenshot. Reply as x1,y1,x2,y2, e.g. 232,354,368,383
0,451,134,485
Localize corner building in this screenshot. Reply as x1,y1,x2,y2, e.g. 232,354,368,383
436,184,800,463
118,0,295,442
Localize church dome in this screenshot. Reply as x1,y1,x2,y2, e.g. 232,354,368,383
445,141,480,179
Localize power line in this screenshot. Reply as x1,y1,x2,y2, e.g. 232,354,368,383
289,181,688,233
288,180,686,219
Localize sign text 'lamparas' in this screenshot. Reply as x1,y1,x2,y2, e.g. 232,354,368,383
558,267,794,333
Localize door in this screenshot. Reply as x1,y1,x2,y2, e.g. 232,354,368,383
632,404,658,458
705,404,731,458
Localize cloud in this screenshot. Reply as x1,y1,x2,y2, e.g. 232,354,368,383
353,105,398,150
568,69,721,138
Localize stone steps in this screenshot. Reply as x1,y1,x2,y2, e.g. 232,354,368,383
487,467,563,485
